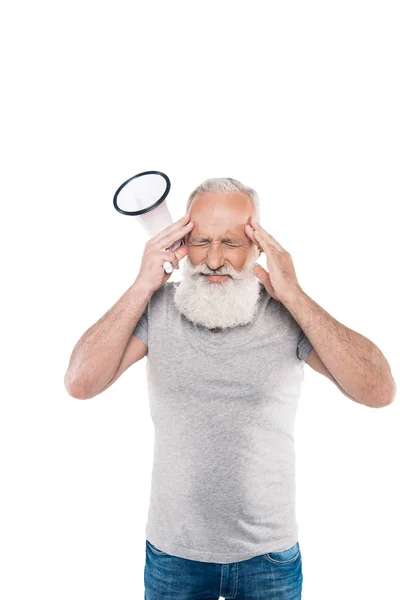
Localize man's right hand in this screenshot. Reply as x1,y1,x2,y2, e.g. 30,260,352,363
134,212,193,294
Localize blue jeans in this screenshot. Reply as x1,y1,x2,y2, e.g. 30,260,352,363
144,539,303,599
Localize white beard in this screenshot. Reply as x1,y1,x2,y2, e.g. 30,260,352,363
172,251,263,331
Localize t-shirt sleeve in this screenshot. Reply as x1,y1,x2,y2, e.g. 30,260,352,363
296,329,313,361
132,302,149,345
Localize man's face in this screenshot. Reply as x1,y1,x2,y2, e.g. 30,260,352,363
172,192,263,331
185,191,260,275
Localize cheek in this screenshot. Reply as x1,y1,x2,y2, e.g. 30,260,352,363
187,248,204,266
231,252,248,269
187,247,201,258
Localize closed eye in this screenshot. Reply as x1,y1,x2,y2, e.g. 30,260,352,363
191,242,241,248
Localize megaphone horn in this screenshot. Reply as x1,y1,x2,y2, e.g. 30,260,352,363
113,170,184,274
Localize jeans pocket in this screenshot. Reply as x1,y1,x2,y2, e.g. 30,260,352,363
146,539,169,556
264,541,300,564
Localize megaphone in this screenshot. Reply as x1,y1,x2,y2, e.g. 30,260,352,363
113,170,185,273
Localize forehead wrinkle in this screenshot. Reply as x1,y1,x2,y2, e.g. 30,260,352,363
191,228,246,242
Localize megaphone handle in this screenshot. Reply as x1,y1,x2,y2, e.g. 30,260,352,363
163,239,185,274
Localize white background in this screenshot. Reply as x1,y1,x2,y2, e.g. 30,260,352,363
1,1,399,598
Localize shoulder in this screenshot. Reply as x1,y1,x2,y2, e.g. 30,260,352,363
148,281,177,314
152,281,175,300
265,294,303,337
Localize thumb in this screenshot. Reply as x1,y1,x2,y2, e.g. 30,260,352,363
253,263,276,299
174,242,188,263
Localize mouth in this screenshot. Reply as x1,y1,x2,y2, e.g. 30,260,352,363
202,274,230,282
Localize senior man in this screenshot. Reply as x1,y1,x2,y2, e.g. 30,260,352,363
65,177,396,600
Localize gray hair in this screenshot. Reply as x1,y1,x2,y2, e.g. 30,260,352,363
186,177,260,221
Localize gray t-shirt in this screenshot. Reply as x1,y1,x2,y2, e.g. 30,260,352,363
133,280,313,564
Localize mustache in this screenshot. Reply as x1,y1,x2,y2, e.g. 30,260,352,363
184,257,257,280
200,272,230,276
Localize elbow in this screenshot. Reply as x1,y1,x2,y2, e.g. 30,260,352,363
64,372,91,400
381,377,397,407
368,377,397,408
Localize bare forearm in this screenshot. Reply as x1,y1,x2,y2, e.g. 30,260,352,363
64,281,153,398
283,288,396,407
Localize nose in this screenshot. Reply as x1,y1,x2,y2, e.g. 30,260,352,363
205,242,226,272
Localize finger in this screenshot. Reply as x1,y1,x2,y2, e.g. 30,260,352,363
245,223,264,253
157,220,194,251
253,228,282,253
161,251,179,270
174,243,188,262
150,213,191,246
249,217,285,252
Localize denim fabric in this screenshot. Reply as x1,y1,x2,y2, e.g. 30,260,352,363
144,538,303,599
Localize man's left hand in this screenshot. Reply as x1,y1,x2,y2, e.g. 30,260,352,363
245,216,302,304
